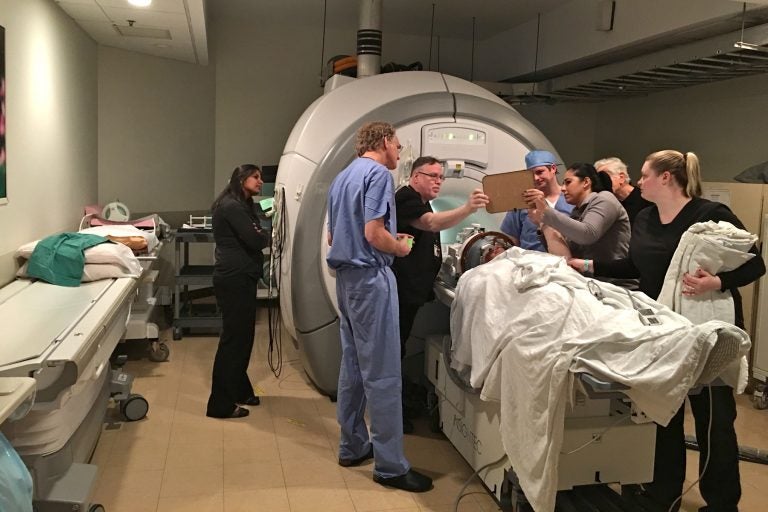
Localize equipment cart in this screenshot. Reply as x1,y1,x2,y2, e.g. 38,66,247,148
172,228,221,340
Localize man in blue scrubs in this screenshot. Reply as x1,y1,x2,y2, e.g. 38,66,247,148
500,149,573,251
326,122,433,493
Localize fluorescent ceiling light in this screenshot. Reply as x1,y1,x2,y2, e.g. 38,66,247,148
128,0,152,7
734,41,768,53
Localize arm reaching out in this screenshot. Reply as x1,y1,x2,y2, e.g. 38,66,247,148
410,188,489,232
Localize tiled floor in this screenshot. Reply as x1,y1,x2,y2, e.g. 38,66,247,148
91,315,768,511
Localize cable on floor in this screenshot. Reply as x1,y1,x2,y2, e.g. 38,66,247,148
266,186,286,378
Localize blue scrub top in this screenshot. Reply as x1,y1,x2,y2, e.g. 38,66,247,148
327,157,397,270
500,194,573,251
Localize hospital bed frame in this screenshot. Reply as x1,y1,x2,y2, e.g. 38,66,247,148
426,284,662,512
0,277,148,512
123,244,170,362
77,213,171,362
425,336,659,511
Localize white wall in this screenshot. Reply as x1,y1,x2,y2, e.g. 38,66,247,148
593,72,768,182
516,102,599,168
0,0,97,285
515,70,768,184
97,46,215,213
479,0,759,81
210,4,471,191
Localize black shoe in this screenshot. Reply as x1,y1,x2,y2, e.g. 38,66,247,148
374,469,433,492
207,406,249,419
238,396,261,406
403,418,414,434
338,445,374,467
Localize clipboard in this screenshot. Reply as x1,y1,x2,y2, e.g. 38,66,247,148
482,170,535,213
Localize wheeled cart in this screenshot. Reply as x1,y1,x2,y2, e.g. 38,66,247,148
172,229,221,340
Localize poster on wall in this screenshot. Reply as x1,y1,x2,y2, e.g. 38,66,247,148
1,25,5,204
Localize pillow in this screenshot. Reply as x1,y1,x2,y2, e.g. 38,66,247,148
79,225,159,252
16,239,143,275
17,262,140,281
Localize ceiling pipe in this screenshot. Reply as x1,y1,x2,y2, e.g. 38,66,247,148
357,0,382,77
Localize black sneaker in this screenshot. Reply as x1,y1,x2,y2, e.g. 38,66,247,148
373,469,433,492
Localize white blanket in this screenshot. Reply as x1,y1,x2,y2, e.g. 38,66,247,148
657,220,756,393
450,247,750,512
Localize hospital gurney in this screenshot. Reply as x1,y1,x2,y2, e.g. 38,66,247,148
77,217,172,362
429,246,750,512
428,278,659,512
0,277,149,512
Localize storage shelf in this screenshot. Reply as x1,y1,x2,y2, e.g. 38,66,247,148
172,229,219,339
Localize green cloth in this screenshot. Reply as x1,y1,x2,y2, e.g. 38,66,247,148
27,233,111,287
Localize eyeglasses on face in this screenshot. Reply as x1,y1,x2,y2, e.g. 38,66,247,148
417,171,446,182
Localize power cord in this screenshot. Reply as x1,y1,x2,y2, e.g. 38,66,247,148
667,385,713,512
266,186,286,378
560,412,631,455
452,453,508,512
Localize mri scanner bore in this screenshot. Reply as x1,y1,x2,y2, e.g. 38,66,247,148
275,70,558,398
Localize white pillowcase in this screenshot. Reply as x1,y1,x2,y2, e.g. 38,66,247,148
17,262,140,281
16,238,143,276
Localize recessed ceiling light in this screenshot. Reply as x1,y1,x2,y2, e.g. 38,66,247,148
128,0,152,7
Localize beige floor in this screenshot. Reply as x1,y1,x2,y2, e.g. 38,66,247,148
91,319,768,512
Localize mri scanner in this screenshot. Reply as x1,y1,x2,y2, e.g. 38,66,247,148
276,70,557,397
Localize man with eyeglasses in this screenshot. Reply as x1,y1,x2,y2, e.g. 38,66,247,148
327,122,433,493
392,156,489,431
500,150,573,251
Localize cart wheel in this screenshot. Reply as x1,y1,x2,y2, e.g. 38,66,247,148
753,388,768,410
172,327,183,340
148,342,170,362
121,394,149,421
88,505,106,512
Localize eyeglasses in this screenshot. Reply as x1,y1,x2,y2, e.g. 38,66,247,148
417,171,446,182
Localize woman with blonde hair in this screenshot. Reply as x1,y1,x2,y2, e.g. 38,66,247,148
570,150,765,511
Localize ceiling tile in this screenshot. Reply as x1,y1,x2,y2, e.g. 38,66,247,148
95,0,185,14
57,1,110,22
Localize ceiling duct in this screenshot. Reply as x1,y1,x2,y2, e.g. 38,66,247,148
113,24,172,40
479,21,768,104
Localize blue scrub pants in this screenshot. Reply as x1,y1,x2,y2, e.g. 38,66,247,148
335,266,410,479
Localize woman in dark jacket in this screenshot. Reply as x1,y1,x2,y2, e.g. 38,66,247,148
206,164,269,419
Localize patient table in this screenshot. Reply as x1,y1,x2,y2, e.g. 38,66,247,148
428,244,749,512
79,213,172,363
0,277,148,512
426,334,657,511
